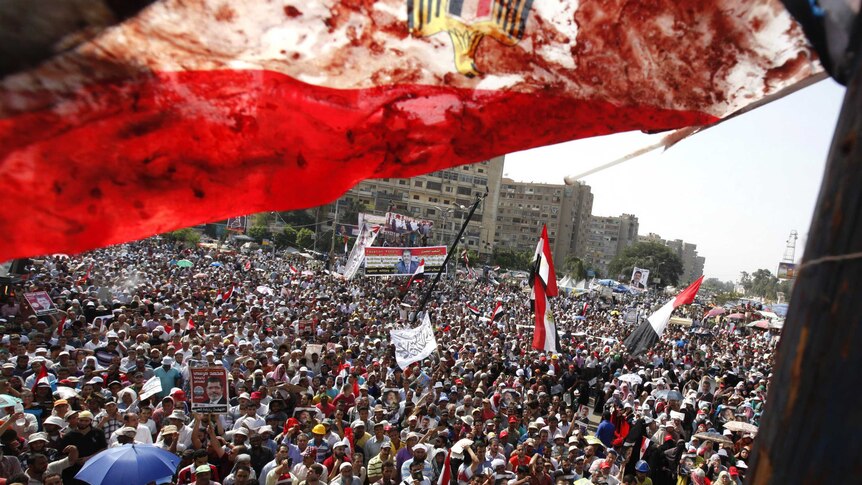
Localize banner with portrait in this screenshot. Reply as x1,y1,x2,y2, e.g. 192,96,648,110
189,363,230,414
23,291,58,316
390,313,438,369
629,267,650,290
777,262,796,280
385,212,434,235
364,246,447,276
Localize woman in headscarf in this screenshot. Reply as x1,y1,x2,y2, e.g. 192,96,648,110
690,468,708,485
222,453,257,485
117,388,139,414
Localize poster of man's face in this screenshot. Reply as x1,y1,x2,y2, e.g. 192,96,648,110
206,377,225,404
630,268,649,290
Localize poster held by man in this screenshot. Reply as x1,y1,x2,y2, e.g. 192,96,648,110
189,362,229,414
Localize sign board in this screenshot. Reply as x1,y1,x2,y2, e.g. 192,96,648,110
139,376,163,401
23,291,58,316
305,344,323,360
189,363,230,414
630,267,649,290
777,262,796,280
668,316,693,327
364,246,447,276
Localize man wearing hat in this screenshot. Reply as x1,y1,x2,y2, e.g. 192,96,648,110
177,449,220,485
367,440,394,483
400,443,432,483
58,410,106,483
154,356,181,400
322,439,352,478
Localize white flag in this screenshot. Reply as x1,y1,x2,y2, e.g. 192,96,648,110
139,376,163,401
390,313,438,369
341,223,380,280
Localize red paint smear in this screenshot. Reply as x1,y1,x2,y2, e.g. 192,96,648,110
477,0,492,18
0,70,716,260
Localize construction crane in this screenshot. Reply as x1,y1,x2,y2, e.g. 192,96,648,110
783,230,798,262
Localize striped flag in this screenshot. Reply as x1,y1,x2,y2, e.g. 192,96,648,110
624,276,704,355
401,259,426,296
530,225,559,352
438,449,452,485
0,1,820,261
466,305,482,318
490,301,507,326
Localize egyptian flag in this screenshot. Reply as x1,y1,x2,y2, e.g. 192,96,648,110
438,449,452,485
490,301,507,326
76,264,93,286
31,364,49,392
0,2,820,261
624,276,704,355
405,259,425,289
461,249,474,278
215,286,234,305
466,305,482,318
289,265,299,275
530,225,559,352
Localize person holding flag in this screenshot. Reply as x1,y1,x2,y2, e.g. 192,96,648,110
530,225,560,353
624,276,705,355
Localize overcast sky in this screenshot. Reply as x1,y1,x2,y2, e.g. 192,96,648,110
504,79,846,282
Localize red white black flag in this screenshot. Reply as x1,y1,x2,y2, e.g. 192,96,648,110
530,225,559,352
624,276,704,355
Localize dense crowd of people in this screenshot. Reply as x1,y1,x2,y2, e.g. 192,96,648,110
0,239,778,485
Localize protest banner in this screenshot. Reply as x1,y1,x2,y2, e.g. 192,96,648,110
365,246,447,276
189,362,230,414
23,291,58,316
390,313,438,369
340,222,380,279
630,267,649,290
139,376,163,401
305,344,323,360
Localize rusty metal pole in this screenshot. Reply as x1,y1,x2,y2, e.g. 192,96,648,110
748,74,862,482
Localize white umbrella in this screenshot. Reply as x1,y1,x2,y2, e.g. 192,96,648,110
256,285,274,296
618,373,643,385
0,394,22,407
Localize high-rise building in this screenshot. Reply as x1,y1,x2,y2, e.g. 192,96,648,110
492,179,593,264
584,214,639,276
328,156,505,258
638,233,705,284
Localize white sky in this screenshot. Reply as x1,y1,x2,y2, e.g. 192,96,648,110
504,79,846,282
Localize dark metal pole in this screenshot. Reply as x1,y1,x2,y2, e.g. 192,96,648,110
413,193,486,318
747,73,862,483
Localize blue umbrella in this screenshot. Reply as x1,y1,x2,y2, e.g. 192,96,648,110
210,261,222,267
75,444,180,485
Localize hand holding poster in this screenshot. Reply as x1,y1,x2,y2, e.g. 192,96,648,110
630,267,649,290
365,246,447,276
390,313,438,369
24,291,58,316
190,363,230,414
139,376,163,401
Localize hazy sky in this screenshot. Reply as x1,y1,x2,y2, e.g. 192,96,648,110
504,79,846,282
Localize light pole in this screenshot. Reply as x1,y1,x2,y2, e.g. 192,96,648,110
433,206,454,245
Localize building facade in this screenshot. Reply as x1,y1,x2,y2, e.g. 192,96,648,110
329,156,505,258
492,179,594,265
584,214,639,276
638,232,706,284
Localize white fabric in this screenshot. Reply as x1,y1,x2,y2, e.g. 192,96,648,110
391,313,438,369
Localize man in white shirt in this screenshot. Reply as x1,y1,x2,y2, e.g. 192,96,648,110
109,412,153,445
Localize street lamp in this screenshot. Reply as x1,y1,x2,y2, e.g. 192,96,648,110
433,206,455,245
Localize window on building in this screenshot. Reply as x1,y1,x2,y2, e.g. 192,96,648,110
426,181,442,190
445,187,453,192
399,180,407,185
414,181,423,187
457,186,472,196
413,195,420,200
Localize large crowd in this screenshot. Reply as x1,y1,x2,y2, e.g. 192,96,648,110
0,239,778,485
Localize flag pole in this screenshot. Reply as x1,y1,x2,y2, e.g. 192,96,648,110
412,190,487,321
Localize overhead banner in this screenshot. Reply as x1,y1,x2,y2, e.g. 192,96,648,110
365,246,447,276
630,267,650,290
777,262,796,280
24,291,58,316
358,213,387,228
226,215,248,233
390,313,438,369
385,212,434,235
189,363,230,414
341,223,381,279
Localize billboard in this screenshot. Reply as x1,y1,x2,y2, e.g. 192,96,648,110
24,291,58,316
189,363,230,414
629,267,649,290
385,212,434,235
777,262,796,280
225,215,248,233
364,246,447,276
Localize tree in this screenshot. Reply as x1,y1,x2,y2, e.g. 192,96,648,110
274,225,297,248
702,278,735,293
164,228,201,246
340,198,369,228
278,209,315,227
251,212,275,227
561,255,587,280
247,225,271,243
296,228,314,249
607,242,684,286
491,247,534,271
